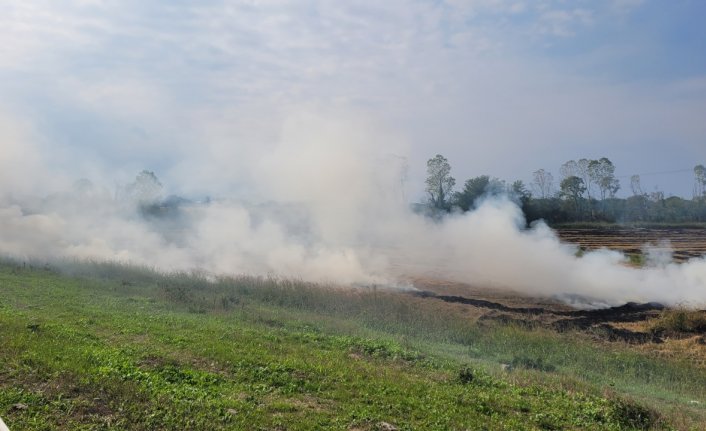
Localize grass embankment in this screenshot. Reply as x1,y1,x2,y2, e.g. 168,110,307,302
0,260,704,430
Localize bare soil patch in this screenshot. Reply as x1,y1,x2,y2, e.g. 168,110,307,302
556,227,706,262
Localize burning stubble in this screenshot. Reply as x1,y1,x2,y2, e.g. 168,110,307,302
0,110,705,308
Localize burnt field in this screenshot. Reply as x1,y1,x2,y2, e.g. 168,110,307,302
405,276,706,378
555,227,706,262
388,226,706,356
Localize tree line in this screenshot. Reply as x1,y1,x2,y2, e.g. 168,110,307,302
424,155,706,225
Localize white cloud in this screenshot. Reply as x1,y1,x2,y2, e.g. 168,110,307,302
0,0,701,199
535,8,594,37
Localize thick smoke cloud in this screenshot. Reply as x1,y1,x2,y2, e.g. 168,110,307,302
1,109,705,308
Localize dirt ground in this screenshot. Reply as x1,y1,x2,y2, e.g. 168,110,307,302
556,227,706,262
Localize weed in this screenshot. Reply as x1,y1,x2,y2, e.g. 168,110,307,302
510,355,557,373
650,308,706,334
458,366,475,384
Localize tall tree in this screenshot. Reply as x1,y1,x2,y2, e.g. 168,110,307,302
588,158,620,200
576,158,593,199
560,175,586,216
560,160,578,180
510,180,531,213
125,170,163,204
453,175,505,211
510,180,530,200
630,174,643,196
425,154,455,210
694,164,706,199
532,169,554,199
649,189,664,203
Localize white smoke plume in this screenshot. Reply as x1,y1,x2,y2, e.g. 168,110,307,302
1,108,705,308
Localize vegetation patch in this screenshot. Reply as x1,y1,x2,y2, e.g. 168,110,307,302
509,355,557,373
0,259,702,429
650,308,706,335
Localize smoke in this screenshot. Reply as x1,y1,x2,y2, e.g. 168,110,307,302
1,108,705,308
643,240,674,268
0,110,57,198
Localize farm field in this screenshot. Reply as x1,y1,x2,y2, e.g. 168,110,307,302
555,227,706,263
3,1,706,430
1,260,706,430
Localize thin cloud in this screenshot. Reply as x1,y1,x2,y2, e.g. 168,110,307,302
0,0,702,199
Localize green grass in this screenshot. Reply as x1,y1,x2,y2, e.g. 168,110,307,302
627,253,646,267
0,260,704,429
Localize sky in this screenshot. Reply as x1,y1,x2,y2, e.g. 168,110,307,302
1,0,705,199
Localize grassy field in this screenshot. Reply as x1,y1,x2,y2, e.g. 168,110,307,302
1,260,705,430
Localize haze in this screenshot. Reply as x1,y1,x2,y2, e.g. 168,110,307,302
1,1,706,307
2,1,705,197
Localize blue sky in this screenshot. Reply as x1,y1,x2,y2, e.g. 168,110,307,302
1,0,705,198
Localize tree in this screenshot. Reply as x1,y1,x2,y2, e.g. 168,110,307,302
627,175,647,221
694,164,706,199
560,175,586,215
625,194,648,221
560,160,578,180
510,180,532,219
125,170,163,204
630,175,643,196
425,154,455,210
649,188,665,203
453,175,505,211
576,158,593,199
510,180,530,201
563,158,594,199
532,169,554,199
588,158,620,200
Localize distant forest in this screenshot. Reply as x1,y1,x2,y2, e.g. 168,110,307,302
423,155,706,225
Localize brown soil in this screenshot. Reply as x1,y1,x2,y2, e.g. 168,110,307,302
556,227,706,262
